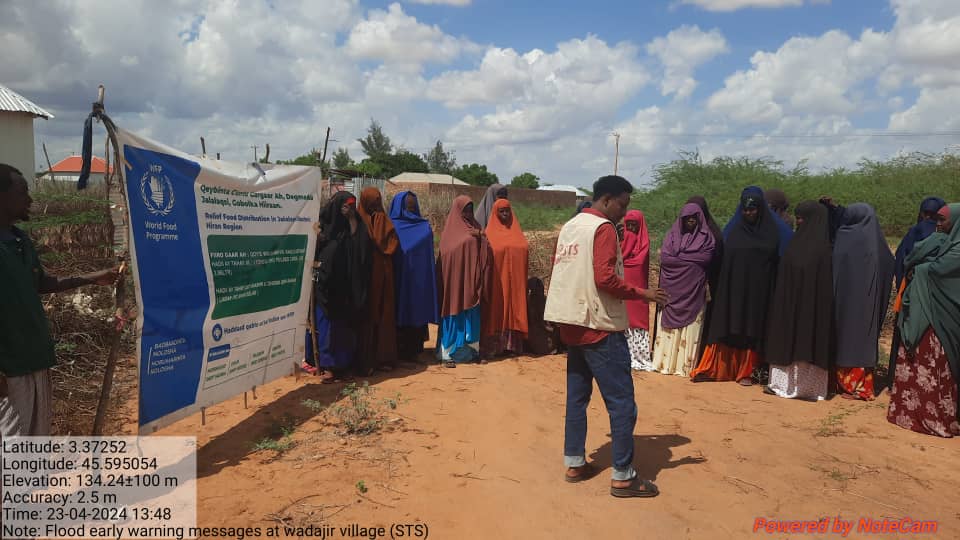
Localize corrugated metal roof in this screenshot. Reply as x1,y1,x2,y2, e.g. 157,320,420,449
0,83,54,118
390,172,469,185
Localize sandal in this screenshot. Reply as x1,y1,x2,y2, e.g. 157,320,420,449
737,378,753,387
611,478,659,498
301,362,318,375
564,463,598,484
443,361,457,369
762,386,776,395
319,370,337,384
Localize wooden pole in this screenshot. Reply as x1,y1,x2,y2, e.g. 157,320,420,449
200,137,207,158
91,85,130,436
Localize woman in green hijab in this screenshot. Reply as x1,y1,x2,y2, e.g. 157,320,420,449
887,203,960,437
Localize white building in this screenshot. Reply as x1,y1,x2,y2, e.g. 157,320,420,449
0,83,53,179
46,155,111,184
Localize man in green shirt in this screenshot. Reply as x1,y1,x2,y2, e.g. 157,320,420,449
0,163,118,436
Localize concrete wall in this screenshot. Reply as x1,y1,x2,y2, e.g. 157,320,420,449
0,112,36,180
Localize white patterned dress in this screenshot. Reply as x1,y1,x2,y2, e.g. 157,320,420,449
626,328,653,371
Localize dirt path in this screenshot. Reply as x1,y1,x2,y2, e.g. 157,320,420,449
112,345,960,539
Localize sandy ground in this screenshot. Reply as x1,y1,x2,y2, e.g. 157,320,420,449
109,329,960,540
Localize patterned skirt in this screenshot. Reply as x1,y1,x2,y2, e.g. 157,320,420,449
651,308,705,377
768,362,828,401
887,326,960,438
625,328,652,371
836,367,875,400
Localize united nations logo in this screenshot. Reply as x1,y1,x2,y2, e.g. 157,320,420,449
140,166,176,216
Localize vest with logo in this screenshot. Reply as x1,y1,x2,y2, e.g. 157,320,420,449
544,212,628,331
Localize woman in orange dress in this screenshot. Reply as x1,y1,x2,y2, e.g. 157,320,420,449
481,199,528,357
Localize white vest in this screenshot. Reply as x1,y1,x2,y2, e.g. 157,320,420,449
544,212,629,331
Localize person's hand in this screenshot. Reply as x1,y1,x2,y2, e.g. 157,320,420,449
643,287,669,305
818,196,835,208
87,268,120,286
470,229,482,238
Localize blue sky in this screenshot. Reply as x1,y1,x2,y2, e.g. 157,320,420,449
2,0,958,187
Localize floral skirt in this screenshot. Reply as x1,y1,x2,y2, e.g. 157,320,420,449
768,362,828,401
625,328,652,371
836,367,875,400
651,309,704,377
887,326,960,438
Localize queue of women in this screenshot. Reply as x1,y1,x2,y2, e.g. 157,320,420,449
307,181,960,439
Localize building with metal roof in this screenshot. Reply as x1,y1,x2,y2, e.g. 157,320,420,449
0,83,54,180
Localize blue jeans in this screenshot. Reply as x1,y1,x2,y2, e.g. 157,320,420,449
564,332,638,481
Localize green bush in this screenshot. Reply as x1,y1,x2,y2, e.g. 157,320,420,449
633,151,960,252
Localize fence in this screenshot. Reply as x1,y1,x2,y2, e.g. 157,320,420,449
383,182,578,209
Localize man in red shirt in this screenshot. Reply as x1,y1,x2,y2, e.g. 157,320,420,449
549,175,668,498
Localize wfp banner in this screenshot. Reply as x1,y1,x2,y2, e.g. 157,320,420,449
117,130,320,433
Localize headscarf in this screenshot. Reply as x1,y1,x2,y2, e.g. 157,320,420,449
723,186,793,256
764,201,834,368
621,210,651,330
438,195,490,317
832,203,895,368
483,199,529,335
389,191,439,327
659,203,715,329
893,197,946,287
574,201,592,216
315,191,371,320
899,202,960,380
706,187,784,349
476,183,508,229
356,187,399,326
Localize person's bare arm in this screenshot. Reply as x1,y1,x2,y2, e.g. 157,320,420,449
39,268,118,294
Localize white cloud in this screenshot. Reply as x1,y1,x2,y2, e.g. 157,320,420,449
678,0,829,11
647,25,729,99
346,3,476,65
707,30,888,124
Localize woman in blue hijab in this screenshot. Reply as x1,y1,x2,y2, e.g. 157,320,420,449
389,191,439,363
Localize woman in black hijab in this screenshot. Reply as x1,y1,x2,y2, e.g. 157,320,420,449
833,203,894,400
691,187,786,386
309,191,371,382
764,201,834,400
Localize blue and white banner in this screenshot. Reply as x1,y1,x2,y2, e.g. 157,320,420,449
118,130,320,433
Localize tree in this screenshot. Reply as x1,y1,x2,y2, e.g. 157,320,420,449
425,140,456,174
332,147,353,169
383,150,429,178
356,159,384,178
453,163,499,186
357,119,392,160
511,172,540,189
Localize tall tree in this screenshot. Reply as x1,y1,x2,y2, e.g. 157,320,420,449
358,119,392,160
454,163,499,186
511,172,540,189
425,140,456,174
382,150,429,178
332,147,353,169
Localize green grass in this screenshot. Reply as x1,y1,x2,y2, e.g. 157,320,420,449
632,151,960,252
511,202,571,232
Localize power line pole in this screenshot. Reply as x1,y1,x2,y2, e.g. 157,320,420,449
319,127,331,169
611,132,621,175
250,145,258,162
